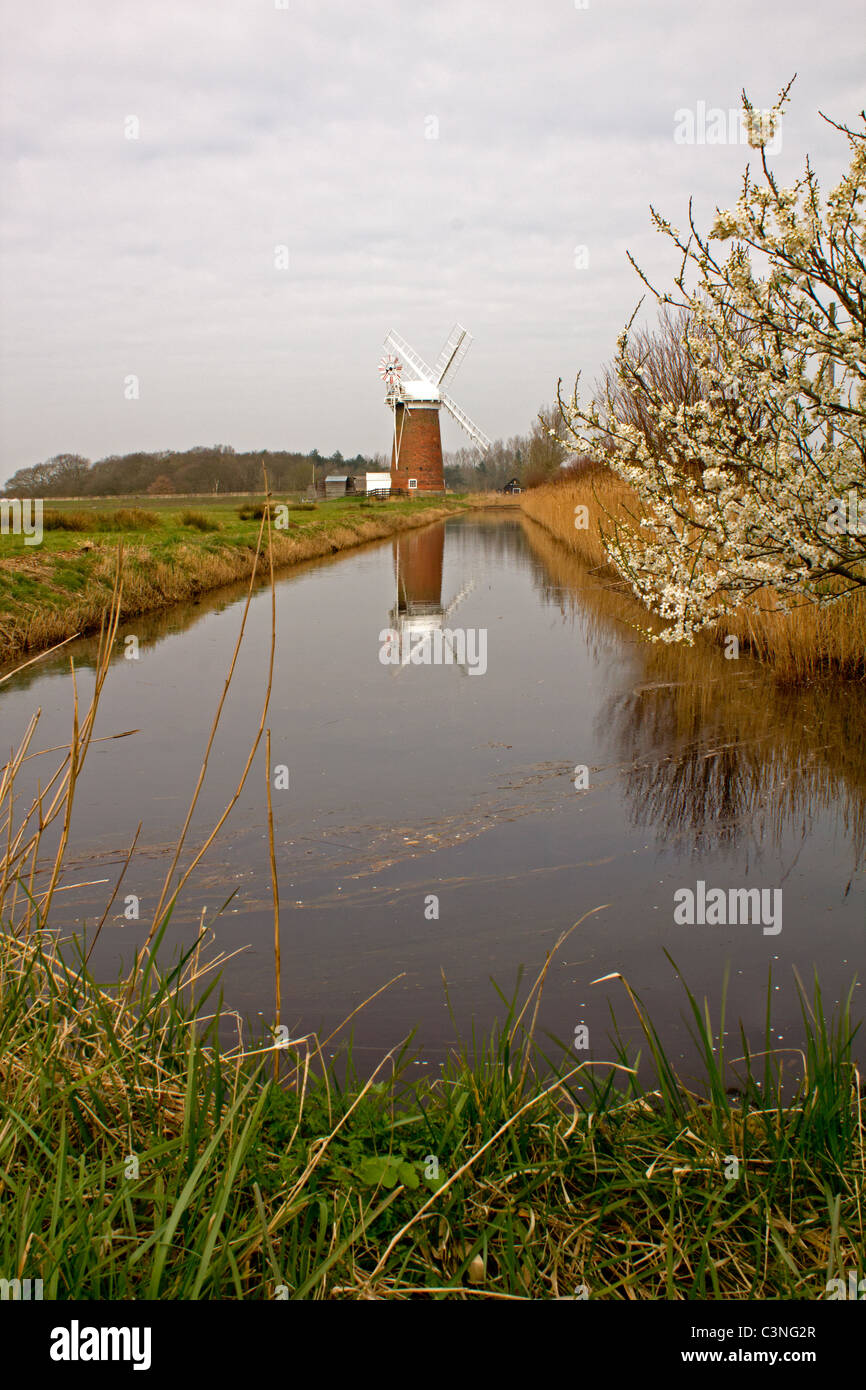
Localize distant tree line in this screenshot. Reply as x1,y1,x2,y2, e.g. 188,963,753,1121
3,402,572,499
1,446,383,498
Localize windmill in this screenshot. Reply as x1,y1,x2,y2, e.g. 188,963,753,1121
381,324,491,493
384,527,478,674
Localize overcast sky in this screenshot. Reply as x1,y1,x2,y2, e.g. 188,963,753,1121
0,0,862,480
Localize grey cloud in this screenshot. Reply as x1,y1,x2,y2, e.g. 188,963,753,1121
0,0,862,474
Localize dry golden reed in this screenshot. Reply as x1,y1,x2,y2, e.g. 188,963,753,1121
521,475,866,682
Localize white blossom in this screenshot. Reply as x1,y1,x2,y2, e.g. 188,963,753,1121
556,87,866,643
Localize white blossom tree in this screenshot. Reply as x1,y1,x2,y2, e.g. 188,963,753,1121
557,82,866,643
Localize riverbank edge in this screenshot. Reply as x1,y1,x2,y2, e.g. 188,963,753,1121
0,499,467,668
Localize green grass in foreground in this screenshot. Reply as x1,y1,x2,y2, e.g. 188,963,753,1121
0,922,861,1300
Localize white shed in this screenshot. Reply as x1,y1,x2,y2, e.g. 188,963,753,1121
358,471,392,495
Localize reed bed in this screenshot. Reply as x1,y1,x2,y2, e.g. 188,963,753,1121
0,510,862,1299
521,474,866,682
41,508,158,532
179,509,220,531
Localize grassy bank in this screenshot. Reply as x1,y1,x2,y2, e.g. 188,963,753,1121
3,917,862,1300
521,474,866,683
1,566,862,1301
0,493,466,666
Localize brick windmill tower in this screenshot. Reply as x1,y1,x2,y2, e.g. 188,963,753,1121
385,526,477,670
379,324,491,493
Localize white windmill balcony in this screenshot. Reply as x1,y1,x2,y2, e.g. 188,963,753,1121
398,380,441,404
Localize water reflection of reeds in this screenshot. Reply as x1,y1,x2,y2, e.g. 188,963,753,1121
523,516,866,864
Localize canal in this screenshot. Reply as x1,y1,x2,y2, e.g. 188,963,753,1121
2,511,863,1078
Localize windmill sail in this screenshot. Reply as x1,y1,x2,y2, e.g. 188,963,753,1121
441,393,491,452
434,324,473,387
384,329,438,385
441,579,476,620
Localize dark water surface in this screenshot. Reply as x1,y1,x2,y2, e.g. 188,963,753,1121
3,513,863,1076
